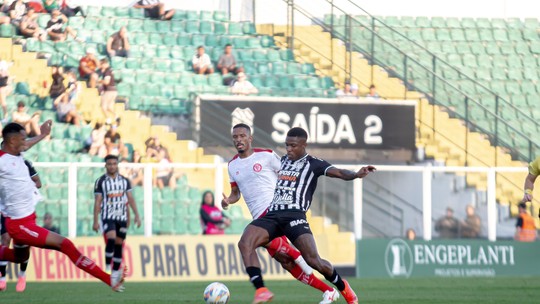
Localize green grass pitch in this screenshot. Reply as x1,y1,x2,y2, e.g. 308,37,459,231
0,277,538,303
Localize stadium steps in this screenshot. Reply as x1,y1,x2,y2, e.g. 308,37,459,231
307,212,355,265
261,26,534,216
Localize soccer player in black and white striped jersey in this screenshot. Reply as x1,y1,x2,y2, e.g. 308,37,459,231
239,127,375,304
93,155,141,282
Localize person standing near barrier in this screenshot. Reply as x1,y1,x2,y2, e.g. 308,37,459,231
93,155,141,277
514,203,536,242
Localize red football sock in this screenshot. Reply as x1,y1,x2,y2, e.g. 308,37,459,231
289,264,334,293
267,237,301,260
0,245,16,262
60,239,111,286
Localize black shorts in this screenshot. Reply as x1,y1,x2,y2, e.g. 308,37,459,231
101,219,128,239
250,210,312,243
0,214,5,235
145,6,161,19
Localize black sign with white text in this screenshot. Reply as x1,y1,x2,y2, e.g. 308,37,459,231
196,97,415,150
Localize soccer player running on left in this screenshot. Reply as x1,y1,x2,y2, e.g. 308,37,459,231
93,155,141,276
0,122,125,292
238,127,375,304
0,157,41,292
222,123,339,304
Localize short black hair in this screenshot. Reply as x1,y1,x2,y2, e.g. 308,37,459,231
17,101,25,108
197,45,204,49
518,202,527,209
104,154,119,162
287,127,308,139
233,123,251,134
225,44,232,48
1,123,24,139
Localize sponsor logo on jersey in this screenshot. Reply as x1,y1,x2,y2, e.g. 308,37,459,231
253,163,262,172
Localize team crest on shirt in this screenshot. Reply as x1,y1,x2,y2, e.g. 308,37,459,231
253,163,262,172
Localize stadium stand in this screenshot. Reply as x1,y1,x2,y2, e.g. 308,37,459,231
264,20,534,219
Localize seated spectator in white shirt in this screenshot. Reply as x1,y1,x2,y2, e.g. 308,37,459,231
12,101,41,137
366,84,380,99
336,82,354,98
230,72,259,96
192,46,214,75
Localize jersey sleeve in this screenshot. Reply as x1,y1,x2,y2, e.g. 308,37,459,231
311,157,334,177
125,177,132,192
228,163,237,187
24,159,38,177
528,156,540,176
270,152,281,173
94,176,103,196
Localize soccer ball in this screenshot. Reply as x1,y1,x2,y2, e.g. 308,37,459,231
203,282,230,304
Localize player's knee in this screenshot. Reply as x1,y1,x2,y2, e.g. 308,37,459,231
304,255,323,269
237,237,254,254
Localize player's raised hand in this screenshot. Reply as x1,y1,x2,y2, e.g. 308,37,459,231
522,192,533,203
357,165,376,178
221,193,230,210
40,119,53,136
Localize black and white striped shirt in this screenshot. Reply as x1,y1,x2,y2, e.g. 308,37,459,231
268,154,333,213
94,174,131,221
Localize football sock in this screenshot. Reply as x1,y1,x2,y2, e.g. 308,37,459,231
324,268,345,291
105,239,115,268
289,264,334,292
246,266,265,289
0,261,7,277
112,244,123,271
20,259,28,275
59,238,110,285
266,238,301,260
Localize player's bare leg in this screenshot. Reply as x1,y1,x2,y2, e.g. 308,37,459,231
293,233,358,304
238,224,274,304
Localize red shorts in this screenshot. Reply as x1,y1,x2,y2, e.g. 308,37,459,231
5,213,50,247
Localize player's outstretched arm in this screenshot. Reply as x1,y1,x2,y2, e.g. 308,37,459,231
24,120,52,150
326,165,376,181
222,186,241,210
523,173,538,202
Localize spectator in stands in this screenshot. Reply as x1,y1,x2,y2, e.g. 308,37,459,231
46,8,80,42
107,27,130,58
11,101,41,137
217,44,242,75
42,0,60,13
0,58,11,123
336,82,354,97
49,66,66,107
192,46,214,75
119,158,143,187
86,122,107,157
53,0,84,17
405,228,416,241
200,190,230,235
104,124,128,158
55,90,80,125
154,149,176,189
350,83,359,97
19,7,46,41
65,70,79,103
42,212,60,234
145,135,169,160
98,58,118,121
515,202,537,242
230,72,258,96
8,0,28,28
434,207,459,238
133,0,174,21
79,48,100,89
460,204,482,238
366,84,380,99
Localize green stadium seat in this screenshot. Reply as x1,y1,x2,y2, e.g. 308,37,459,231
127,19,143,32
185,20,199,34
199,21,213,34
214,22,226,35
149,32,163,45
156,21,170,33
227,22,243,35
